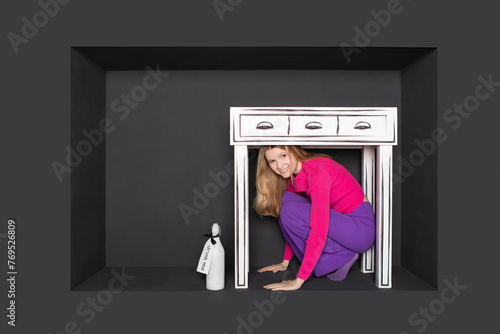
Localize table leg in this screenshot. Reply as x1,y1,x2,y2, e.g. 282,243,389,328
361,146,375,273
376,145,393,288
234,146,249,288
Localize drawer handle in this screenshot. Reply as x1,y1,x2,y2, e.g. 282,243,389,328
354,121,371,130
256,121,274,130
305,121,323,130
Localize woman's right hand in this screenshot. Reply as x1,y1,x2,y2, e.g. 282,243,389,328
257,260,290,273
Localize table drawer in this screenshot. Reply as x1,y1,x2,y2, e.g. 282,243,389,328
289,116,338,136
240,115,289,137
338,116,387,137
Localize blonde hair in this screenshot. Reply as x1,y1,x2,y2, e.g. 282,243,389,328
253,146,332,218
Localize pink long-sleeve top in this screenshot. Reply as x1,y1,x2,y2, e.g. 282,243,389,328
283,157,365,280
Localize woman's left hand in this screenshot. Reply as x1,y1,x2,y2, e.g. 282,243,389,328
263,277,305,291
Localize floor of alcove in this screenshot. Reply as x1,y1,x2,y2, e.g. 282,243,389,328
72,261,435,291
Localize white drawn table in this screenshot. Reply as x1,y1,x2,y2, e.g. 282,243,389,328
230,107,397,288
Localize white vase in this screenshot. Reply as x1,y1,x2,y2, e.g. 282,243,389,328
206,223,225,291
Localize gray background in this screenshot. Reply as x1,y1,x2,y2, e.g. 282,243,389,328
1,0,498,333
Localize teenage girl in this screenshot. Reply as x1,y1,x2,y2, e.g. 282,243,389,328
254,146,375,291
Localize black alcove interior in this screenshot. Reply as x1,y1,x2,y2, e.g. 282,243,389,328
71,47,437,291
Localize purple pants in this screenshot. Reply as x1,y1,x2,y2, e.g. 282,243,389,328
278,191,375,277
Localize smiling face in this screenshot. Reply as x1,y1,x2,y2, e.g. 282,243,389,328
264,147,302,179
